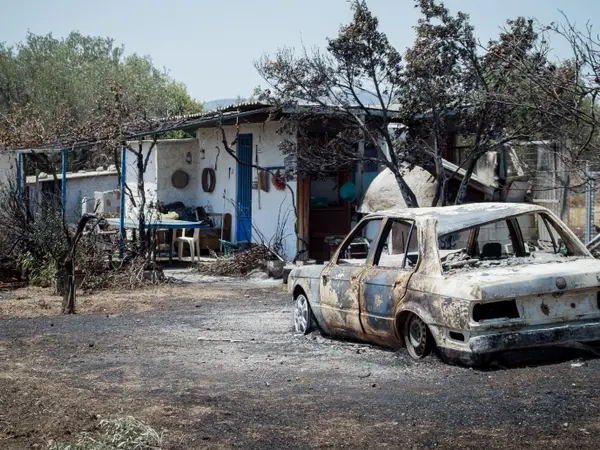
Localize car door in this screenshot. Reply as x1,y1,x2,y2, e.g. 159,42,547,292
359,219,419,342
319,218,385,338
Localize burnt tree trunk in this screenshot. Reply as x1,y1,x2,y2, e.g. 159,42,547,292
454,156,479,205
61,213,99,315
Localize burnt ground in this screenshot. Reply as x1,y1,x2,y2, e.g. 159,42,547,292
1,281,600,449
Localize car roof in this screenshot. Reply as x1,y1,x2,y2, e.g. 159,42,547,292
365,203,548,236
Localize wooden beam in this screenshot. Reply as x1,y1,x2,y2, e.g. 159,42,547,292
297,175,310,261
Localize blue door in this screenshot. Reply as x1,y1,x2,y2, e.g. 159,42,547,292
236,134,253,242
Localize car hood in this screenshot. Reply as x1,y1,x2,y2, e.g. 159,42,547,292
441,257,600,301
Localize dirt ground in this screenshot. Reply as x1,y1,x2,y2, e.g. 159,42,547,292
1,279,600,449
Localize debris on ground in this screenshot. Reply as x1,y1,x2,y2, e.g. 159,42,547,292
47,415,162,450
246,268,270,280
80,256,167,293
571,361,587,368
197,244,278,277
442,252,583,275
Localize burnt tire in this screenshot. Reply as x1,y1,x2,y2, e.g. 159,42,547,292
403,313,432,360
294,293,314,335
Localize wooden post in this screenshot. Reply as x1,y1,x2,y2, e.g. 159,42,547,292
297,175,310,261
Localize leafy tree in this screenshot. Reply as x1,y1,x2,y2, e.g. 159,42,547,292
0,31,202,155
510,18,600,171
255,1,419,205
255,0,573,206
404,4,551,204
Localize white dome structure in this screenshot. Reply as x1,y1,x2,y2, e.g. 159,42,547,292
359,167,438,213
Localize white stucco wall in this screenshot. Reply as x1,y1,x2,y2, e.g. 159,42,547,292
155,139,199,206
121,128,298,259
125,139,200,215
197,122,297,259
124,142,159,220
0,151,16,188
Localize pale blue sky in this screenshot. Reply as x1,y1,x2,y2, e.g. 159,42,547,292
0,0,598,103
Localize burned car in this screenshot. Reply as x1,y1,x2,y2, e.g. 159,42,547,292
289,203,600,365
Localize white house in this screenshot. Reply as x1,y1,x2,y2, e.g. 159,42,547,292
119,101,417,261
25,168,119,223
125,122,299,259
121,102,508,262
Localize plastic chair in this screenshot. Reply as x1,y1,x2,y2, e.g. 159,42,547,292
219,239,239,256
176,228,200,262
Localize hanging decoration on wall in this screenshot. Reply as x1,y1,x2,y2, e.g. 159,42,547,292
171,169,189,189
272,169,286,191
202,168,216,192
185,151,193,165
258,170,270,192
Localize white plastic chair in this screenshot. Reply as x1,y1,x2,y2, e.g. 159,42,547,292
176,228,200,262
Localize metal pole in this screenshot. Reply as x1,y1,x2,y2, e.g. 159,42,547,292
585,162,594,244
590,177,596,244
119,146,127,257
61,150,68,219
16,151,23,200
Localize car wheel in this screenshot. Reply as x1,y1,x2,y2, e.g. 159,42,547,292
294,293,314,335
403,313,432,360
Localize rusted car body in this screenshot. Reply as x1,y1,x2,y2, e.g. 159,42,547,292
289,203,600,365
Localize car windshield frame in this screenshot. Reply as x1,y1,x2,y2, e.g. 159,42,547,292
436,210,589,271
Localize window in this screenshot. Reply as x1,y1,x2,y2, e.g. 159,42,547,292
438,211,585,272
535,214,569,255
337,218,384,266
375,219,419,269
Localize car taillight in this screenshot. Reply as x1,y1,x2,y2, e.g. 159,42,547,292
473,299,520,322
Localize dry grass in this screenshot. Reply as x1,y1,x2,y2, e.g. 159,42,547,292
0,282,285,318
47,416,162,450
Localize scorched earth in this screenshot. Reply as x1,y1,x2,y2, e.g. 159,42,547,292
0,280,599,449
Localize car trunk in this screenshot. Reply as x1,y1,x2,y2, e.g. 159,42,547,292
450,259,600,328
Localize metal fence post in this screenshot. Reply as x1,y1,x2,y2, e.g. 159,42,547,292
16,151,23,200
585,162,595,244
591,177,596,243
61,150,68,219
119,146,127,258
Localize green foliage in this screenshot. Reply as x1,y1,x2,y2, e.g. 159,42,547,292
0,31,201,127
0,181,69,288
256,0,590,206
18,252,58,288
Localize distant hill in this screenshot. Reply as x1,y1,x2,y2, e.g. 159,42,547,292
202,98,238,111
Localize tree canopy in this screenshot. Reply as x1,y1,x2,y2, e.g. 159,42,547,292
0,31,202,152
255,0,595,207
0,31,202,118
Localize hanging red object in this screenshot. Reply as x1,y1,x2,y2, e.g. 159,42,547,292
272,169,286,190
